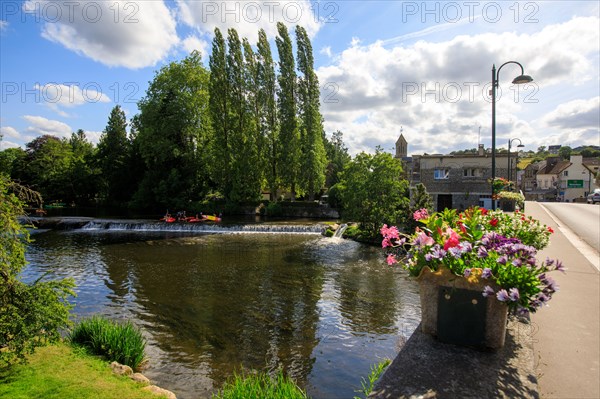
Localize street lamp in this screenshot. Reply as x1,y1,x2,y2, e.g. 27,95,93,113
491,61,533,209
508,138,525,188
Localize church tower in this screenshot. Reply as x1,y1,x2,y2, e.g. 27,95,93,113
395,129,407,159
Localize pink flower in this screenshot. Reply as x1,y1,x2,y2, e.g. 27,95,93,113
413,208,429,221
386,254,398,265
413,231,434,247
380,224,400,240
443,228,460,251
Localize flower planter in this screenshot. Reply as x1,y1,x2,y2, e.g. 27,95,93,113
499,199,516,212
417,267,508,350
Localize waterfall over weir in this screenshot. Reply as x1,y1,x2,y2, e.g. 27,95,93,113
333,223,348,238
80,220,326,234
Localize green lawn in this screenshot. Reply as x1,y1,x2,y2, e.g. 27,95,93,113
0,343,165,399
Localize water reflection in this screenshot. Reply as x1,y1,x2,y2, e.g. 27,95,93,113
24,230,420,399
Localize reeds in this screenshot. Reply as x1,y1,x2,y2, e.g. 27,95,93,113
69,316,146,370
212,369,308,399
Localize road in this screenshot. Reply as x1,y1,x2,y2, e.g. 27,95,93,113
536,201,600,253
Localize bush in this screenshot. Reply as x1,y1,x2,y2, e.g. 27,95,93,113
69,316,146,370
1,176,75,366
265,201,283,216
212,370,308,399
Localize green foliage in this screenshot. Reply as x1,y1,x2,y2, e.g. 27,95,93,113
69,316,146,370
212,369,308,399
336,150,409,237
135,50,212,209
296,25,327,200
402,183,434,232
0,176,75,366
323,131,351,188
353,359,391,399
276,22,301,200
265,201,283,216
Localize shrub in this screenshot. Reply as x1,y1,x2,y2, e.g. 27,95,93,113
265,201,283,216
69,316,146,370
212,369,308,399
1,176,75,366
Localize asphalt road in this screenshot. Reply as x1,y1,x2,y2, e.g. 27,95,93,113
537,202,600,253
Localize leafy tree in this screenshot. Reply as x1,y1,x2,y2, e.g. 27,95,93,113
323,130,351,187
96,106,131,205
296,25,327,200
558,146,572,160
0,176,75,366
134,50,212,209
67,129,99,206
276,22,301,200
256,28,279,201
16,135,73,203
335,149,409,237
0,147,26,177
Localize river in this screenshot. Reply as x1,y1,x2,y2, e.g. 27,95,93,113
23,221,420,399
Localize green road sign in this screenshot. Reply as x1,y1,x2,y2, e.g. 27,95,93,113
567,180,584,188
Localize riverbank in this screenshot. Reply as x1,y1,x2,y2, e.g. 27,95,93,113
0,343,165,399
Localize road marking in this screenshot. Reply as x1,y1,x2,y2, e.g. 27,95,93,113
539,203,600,272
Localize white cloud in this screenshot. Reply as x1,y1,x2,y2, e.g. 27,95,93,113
1,126,20,139
320,46,332,57
84,130,103,145
0,20,8,32
176,0,321,42
317,16,600,155
181,35,210,57
24,1,179,69
542,97,600,130
33,83,111,116
23,115,72,139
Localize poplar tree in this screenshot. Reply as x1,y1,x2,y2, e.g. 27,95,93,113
256,29,279,201
296,25,327,200
208,28,231,198
275,22,301,200
227,28,261,202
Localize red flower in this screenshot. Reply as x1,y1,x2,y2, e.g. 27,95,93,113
480,208,488,215
548,227,554,234
490,218,499,227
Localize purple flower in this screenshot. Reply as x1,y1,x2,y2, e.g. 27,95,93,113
460,242,473,253
448,247,462,258
477,246,489,258
431,246,447,259
508,288,520,301
482,268,492,279
482,286,495,298
554,260,566,273
517,307,530,316
496,289,510,302
424,253,433,262
545,257,555,267
497,255,508,265
463,268,471,277
512,258,523,267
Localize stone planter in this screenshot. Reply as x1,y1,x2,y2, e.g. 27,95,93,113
417,267,508,350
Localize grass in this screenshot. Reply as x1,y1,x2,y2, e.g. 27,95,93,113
353,359,391,399
0,342,160,399
69,316,146,370
212,369,309,399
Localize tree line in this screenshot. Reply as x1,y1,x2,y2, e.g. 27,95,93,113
0,24,349,212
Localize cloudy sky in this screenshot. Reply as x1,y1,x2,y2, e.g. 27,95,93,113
1,0,599,156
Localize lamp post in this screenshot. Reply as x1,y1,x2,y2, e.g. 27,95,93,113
508,138,524,189
491,62,533,209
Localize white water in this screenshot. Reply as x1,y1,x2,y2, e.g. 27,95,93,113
332,223,348,238
80,220,325,234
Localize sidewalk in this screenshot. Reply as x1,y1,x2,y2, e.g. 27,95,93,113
525,202,600,399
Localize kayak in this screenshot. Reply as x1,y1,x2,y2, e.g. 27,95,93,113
204,215,221,222
160,216,176,223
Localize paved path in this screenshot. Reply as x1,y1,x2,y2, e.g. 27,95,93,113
525,201,600,399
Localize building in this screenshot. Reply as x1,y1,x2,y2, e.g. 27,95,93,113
405,144,510,211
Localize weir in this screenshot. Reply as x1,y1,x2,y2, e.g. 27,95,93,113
80,220,326,234
332,223,348,238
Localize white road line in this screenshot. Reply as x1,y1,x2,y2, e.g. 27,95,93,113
539,203,600,272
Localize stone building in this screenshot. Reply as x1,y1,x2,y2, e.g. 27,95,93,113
401,143,510,211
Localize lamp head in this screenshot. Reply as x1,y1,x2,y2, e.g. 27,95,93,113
517,144,525,148
512,74,533,84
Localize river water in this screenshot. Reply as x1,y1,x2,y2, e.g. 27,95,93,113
23,223,420,399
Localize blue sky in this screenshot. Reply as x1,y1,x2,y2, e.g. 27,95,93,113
1,1,599,156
